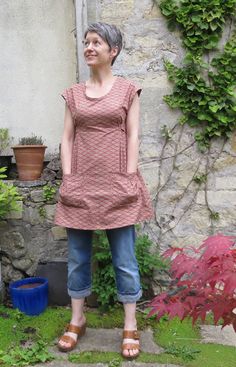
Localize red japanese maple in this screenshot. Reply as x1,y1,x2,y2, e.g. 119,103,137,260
148,234,236,330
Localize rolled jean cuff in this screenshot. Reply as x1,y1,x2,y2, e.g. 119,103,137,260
68,287,91,299
117,288,142,304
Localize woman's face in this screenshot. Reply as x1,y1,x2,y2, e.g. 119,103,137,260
83,31,117,67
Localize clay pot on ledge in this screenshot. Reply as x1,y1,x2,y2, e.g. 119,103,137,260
12,135,47,181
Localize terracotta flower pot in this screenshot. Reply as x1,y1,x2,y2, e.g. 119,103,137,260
12,145,47,181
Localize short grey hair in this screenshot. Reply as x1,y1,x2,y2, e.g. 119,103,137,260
84,22,123,66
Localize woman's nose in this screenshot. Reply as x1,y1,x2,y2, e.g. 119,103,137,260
87,42,94,50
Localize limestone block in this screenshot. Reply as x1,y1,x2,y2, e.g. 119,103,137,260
176,160,203,189
211,208,236,228
169,234,207,249
45,204,56,222
196,191,205,205
231,131,236,152
51,226,67,240
0,221,8,231
1,231,26,259
30,189,44,202
23,206,44,225
12,258,32,271
189,209,211,232
135,35,163,49
5,201,23,219
123,49,151,66
144,2,162,19
215,177,236,190
196,190,236,208
2,265,23,283
213,156,236,173
100,0,134,22
2,256,11,265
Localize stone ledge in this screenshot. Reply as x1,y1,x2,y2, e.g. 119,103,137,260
200,325,236,347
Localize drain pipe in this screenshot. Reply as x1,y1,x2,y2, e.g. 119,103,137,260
75,0,89,82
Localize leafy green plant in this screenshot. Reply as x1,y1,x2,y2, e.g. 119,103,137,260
43,184,56,202
135,232,168,293
92,229,168,309
193,173,207,184
0,340,54,366
209,211,220,221
0,167,22,219
38,206,46,219
18,135,44,145
160,125,173,140
0,128,12,154
92,230,116,309
157,0,236,150
165,342,200,362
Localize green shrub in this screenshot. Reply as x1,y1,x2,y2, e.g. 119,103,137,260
0,167,22,219
92,228,168,310
43,184,56,202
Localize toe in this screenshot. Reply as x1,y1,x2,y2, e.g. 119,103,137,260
123,349,129,357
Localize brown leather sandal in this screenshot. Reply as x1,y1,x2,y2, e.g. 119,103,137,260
121,330,140,360
57,323,86,352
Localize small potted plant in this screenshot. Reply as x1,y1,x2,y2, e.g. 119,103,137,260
12,135,47,181
0,128,13,178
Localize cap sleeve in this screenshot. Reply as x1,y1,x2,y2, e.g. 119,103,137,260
127,82,142,110
61,87,76,118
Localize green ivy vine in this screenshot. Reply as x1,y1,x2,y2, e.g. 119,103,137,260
157,0,236,150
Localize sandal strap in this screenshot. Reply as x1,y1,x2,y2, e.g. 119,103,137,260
59,334,77,347
123,330,140,339
122,343,140,351
65,323,85,334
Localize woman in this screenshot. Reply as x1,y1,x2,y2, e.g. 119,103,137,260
54,21,154,359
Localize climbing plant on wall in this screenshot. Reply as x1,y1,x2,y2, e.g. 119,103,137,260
149,0,236,242
157,0,236,151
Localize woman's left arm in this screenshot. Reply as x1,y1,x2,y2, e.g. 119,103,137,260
126,93,140,173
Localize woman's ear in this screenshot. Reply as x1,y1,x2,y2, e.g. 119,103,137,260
110,46,118,61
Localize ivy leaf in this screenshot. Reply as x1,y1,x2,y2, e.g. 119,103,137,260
209,105,220,113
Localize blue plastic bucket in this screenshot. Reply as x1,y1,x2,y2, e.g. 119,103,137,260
9,277,48,316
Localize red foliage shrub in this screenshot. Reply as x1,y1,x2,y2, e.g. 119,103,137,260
148,234,236,330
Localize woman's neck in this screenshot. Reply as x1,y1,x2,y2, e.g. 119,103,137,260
89,67,114,86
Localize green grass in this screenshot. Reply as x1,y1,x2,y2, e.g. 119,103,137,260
0,304,235,367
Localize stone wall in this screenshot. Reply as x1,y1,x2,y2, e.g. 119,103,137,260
0,177,67,286
92,0,236,251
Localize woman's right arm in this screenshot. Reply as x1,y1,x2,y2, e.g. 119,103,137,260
60,103,75,175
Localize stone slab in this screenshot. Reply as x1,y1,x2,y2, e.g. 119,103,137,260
28,362,108,367
122,364,182,367
52,328,163,355
28,361,181,367
200,325,236,347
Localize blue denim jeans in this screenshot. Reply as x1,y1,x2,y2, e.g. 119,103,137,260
66,225,142,303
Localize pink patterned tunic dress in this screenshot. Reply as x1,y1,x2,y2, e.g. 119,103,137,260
54,76,154,230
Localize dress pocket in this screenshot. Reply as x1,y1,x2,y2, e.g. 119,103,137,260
59,174,85,207
111,171,139,208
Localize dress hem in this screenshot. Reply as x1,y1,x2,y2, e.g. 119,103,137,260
53,213,154,230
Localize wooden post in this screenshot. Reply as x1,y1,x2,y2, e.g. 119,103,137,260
75,0,90,82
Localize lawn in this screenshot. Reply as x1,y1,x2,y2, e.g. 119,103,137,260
0,304,235,366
